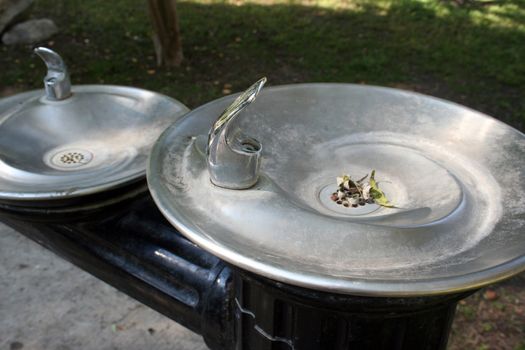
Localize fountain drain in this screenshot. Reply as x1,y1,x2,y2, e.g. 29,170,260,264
45,148,94,170
319,184,380,216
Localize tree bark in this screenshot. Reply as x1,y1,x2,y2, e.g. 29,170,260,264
147,0,183,67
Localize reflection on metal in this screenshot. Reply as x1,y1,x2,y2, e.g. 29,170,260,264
235,299,295,350
207,78,266,189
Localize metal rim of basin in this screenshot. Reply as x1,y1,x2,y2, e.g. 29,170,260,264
0,85,189,202
147,83,525,297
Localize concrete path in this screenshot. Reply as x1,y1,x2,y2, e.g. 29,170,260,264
0,223,208,350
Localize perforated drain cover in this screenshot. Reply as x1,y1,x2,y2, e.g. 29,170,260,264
45,148,94,170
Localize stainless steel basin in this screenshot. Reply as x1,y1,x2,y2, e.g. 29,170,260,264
0,86,188,201
148,83,525,296
0,47,189,203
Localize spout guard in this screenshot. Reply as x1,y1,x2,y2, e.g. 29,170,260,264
206,78,266,189
34,47,72,101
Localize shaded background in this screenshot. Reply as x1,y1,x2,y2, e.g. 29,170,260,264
0,0,524,349
1,0,524,130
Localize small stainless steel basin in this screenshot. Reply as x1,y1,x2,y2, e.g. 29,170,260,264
0,48,189,203
148,83,525,296
0,86,188,202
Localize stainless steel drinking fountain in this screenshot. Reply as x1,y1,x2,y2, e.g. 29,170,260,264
0,48,231,350
1,55,523,349
0,47,189,207
148,80,525,297
146,79,524,348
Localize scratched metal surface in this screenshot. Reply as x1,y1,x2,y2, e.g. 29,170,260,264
148,84,525,296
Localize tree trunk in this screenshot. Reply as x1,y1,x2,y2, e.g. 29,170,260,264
147,0,183,67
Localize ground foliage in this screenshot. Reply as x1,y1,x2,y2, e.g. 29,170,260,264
0,0,524,129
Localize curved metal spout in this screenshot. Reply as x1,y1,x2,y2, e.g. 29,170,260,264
34,47,72,101
207,77,266,189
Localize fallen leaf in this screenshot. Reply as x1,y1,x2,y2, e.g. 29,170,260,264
369,170,395,208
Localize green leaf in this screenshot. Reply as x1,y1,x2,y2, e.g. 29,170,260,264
369,170,395,208
336,175,350,187
370,188,394,208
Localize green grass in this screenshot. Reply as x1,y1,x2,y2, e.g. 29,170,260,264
457,304,477,320
515,343,525,350
1,0,524,130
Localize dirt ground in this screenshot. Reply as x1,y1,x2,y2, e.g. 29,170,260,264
0,223,208,350
449,273,525,350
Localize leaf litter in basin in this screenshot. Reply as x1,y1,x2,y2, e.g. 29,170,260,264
330,170,396,209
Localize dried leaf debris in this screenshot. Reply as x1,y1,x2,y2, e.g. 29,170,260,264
330,170,395,208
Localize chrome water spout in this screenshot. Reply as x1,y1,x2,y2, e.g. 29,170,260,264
34,47,71,101
207,77,266,189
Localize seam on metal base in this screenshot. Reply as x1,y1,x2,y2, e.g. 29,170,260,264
235,298,295,350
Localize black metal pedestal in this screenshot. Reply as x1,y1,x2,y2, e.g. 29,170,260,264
0,183,475,350
234,271,472,350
